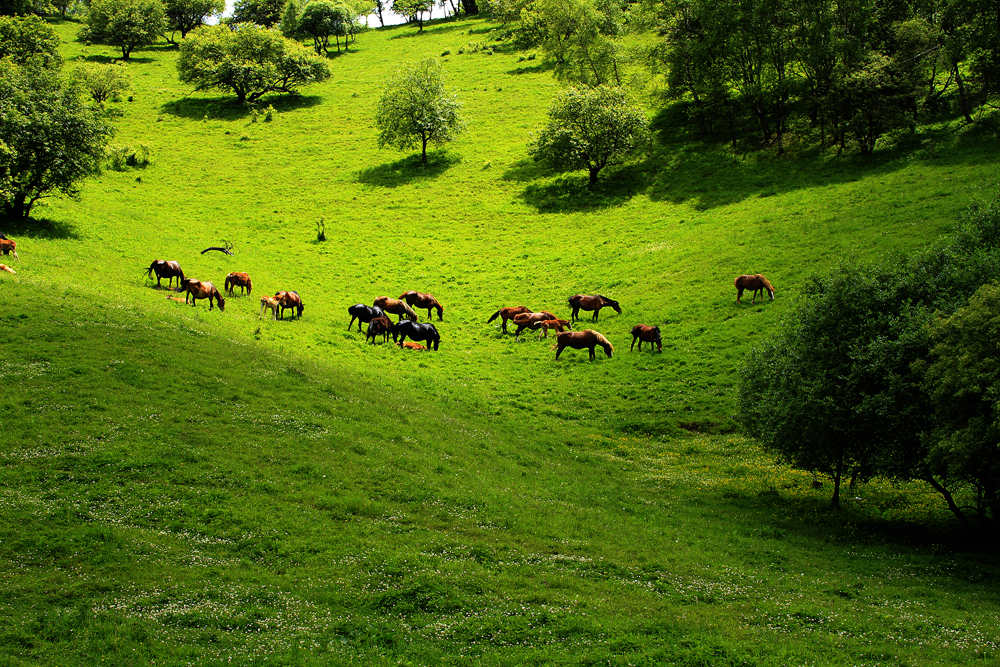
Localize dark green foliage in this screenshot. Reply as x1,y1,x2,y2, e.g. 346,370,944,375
0,14,60,67
69,61,130,105
296,0,354,55
176,23,331,103
81,0,167,60
0,60,113,219
163,0,225,40
230,0,285,26
393,0,432,31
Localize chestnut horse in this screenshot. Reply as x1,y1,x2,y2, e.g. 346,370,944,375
399,290,444,321
259,295,280,320
275,291,304,319
553,330,614,360
182,278,225,311
487,305,531,334
146,260,184,288
512,311,559,340
224,272,253,296
535,318,572,339
366,315,393,344
0,238,18,260
0,264,15,274
568,294,621,322
348,304,388,332
374,296,417,322
734,274,775,304
393,320,440,350
630,325,662,352
401,341,426,350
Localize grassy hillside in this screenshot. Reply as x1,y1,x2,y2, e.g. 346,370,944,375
2,14,1000,664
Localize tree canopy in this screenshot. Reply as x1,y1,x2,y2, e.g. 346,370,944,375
163,0,225,40
81,0,166,60
177,23,331,103
392,0,432,31
230,0,284,26
0,14,60,67
375,58,464,164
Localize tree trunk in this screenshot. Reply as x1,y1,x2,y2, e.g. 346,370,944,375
955,65,973,123
831,456,843,509
460,0,477,15
421,135,428,164
924,475,969,526
588,166,599,188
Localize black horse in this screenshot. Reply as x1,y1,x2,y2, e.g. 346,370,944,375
393,320,440,351
348,303,388,332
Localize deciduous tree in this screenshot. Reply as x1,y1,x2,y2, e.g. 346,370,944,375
163,0,224,40
81,0,166,60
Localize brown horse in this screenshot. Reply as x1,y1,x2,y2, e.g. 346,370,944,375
0,238,18,260
512,311,559,339
182,278,225,311
146,260,184,288
487,305,531,334
224,272,253,296
374,296,417,322
0,264,15,274
275,291,304,319
259,295,280,320
535,318,572,339
630,325,662,352
366,315,393,344
553,330,614,360
399,290,444,321
734,274,775,304
568,294,621,322
401,341,427,351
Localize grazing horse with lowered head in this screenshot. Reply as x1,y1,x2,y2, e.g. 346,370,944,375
146,260,184,288
182,278,225,311
224,272,253,296
487,305,532,334
630,325,662,352
399,290,444,321
0,238,18,260
535,318,572,339
259,295,280,320
569,294,621,322
554,330,614,360
393,320,440,350
348,303,388,332
274,291,304,319
734,274,775,304
374,296,417,322
512,311,559,340
366,316,393,344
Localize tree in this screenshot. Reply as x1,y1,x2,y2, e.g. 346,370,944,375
529,85,647,187
529,0,623,86
177,24,330,103
0,14,60,67
0,60,113,219
230,0,284,26
81,0,166,61
69,61,130,105
375,58,463,164
393,0,431,31
297,0,352,54
163,0,224,40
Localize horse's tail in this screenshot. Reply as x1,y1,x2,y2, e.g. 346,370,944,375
758,274,775,298
403,303,417,320
246,277,252,295
590,330,614,357
487,309,500,323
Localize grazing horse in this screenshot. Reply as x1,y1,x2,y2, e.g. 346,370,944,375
487,305,532,334
366,316,393,344
274,291,304,319
224,272,253,296
374,296,417,322
146,260,184,288
401,341,426,351
512,311,559,340
554,330,614,361
569,294,621,322
535,318,572,339
393,320,440,350
734,274,775,304
182,278,225,311
259,295,280,320
348,303,388,332
0,264,15,274
0,238,18,260
399,290,444,321
630,325,662,352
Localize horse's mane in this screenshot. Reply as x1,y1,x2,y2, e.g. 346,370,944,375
597,295,617,305
587,330,614,354
756,274,775,294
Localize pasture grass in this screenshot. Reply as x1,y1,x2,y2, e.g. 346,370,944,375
1,15,1000,663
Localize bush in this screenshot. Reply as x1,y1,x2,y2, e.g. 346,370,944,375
106,143,152,170
69,62,130,105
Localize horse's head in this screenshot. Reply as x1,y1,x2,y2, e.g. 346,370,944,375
608,299,622,314
216,292,226,312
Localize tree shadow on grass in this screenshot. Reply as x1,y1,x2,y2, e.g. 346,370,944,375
82,54,154,64
159,94,323,121
518,164,647,213
357,152,461,188
506,60,553,76
389,20,469,39
0,216,79,240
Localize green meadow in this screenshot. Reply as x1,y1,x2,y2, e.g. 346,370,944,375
2,15,1000,664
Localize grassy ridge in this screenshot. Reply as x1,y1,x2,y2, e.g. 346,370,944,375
1,15,1000,663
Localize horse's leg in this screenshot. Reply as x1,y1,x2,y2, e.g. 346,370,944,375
555,343,563,360
589,345,596,360
736,287,743,304
631,335,636,351
593,308,599,322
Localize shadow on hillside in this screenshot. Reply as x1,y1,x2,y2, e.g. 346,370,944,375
506,61,552,75
357,152,461,187
82,54,154,64
0,216,79,240
160,94,322,121
389,21,469,39
517,165,646,213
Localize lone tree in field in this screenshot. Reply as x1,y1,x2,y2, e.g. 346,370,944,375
177,24,330,103
230,0,284,26
529,85,647,187
296,0,351,54
69,61,130,105
81,0,166,61
0,60,113,219
163,0,225,41
393,0,432,32
375,58,463,165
